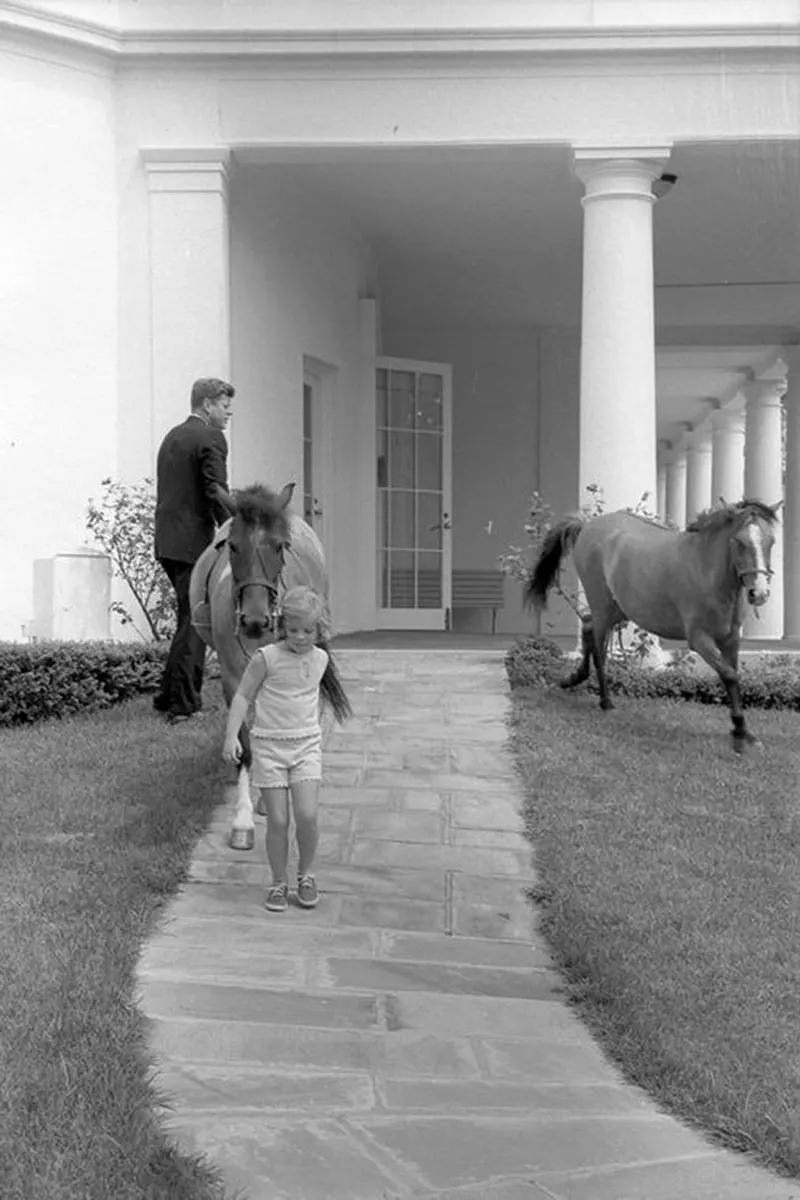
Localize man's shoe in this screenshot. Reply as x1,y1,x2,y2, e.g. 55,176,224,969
265,882,289,913
166,711,203,726
296,874,319,909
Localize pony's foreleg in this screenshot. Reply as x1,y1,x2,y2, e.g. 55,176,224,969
720,635,757,753
689,630,755,753
561,614,593,690
229,725,256,850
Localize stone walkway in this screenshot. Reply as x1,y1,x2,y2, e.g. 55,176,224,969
137,649,798,1200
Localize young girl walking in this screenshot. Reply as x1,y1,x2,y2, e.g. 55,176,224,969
222,584,340,912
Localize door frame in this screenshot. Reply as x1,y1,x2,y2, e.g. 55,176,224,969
302,356,334,554
375,355,453,630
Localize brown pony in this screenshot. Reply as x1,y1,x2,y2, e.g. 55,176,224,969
191,482,350,848
525,500,779,751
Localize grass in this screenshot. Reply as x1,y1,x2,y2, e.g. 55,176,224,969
0,687,234,1200
510,679,800,1179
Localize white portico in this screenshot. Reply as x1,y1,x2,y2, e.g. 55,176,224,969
1,1,799,641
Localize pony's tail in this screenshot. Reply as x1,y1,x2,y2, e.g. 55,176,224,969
523,517,584,611
316,639,353,723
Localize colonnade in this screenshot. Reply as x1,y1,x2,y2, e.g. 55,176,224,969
573,145,796,640
656,374,788,637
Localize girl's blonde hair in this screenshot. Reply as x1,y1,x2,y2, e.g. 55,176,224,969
280,585,326,628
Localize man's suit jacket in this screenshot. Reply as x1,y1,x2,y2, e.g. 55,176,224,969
155,415,231,564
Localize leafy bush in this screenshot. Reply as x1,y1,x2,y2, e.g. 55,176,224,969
86,478,175,642
0,642,168,728
506,635,800,710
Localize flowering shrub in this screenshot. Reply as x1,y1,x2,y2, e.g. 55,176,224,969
86,478,175,642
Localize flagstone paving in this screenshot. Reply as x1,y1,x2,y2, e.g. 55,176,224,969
137,648,799,1200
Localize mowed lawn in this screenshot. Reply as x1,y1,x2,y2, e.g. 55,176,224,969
0,689,233,1200
510,680,800,1179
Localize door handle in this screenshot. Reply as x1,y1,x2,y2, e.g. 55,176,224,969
429,514,452,532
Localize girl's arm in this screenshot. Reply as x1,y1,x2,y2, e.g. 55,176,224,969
222,693,250,762
221,651,269,762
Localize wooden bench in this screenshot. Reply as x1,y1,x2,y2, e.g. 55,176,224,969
450,568,506,634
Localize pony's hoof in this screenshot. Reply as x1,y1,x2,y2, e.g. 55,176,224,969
560,674,582,690
731,731,758,755
600,698,615,711
229,828,255,851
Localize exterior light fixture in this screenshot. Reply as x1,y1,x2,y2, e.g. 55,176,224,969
652,172,678,199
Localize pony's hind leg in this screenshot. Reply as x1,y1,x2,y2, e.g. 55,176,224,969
590,619,615,711
561,614,593,690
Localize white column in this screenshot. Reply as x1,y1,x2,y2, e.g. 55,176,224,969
656,461,668,523
665,448,687,529
685,423,713,523
783,353,800,639
742,373,785,639
574,147,671,512
710,407,745,506
143,149,231,455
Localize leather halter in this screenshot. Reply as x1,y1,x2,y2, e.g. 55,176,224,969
233,541,286,638
732,522,773,589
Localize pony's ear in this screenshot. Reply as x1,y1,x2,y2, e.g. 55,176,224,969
278,482,296,509
214,484,237,517
770,500,784,516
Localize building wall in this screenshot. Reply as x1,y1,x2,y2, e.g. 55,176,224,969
0,40,117,640
230,171,379,633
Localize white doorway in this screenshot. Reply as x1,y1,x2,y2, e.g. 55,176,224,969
375,357,453,629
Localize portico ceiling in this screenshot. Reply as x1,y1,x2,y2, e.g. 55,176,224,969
237,138,800,439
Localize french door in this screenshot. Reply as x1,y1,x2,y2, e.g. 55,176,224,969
375,357,452,629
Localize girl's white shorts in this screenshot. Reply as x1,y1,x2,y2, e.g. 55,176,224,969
250,732,322,789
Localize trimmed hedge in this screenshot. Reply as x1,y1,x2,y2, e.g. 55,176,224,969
505,635,800,710
0,641,168,728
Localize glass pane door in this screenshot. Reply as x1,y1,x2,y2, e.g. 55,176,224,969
376,358,452,629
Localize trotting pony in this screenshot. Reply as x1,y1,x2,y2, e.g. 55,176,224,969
524,500,779,752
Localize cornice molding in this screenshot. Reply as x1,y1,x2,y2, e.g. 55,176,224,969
1,4,799,62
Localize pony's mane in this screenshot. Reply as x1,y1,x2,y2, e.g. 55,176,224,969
686,498,777,535
233,484,290,529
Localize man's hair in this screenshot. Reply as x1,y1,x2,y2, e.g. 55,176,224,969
190,378,235,409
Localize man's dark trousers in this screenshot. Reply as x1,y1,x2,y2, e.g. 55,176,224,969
156,558,205,716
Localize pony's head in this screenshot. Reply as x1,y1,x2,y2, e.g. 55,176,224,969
224,482,294,639
688,499,780,607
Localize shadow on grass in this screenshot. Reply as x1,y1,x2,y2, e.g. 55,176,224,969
510,681,800,1181
0,689,242,1200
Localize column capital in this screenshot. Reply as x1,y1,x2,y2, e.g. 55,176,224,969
743,374,787,408
709,407,745,435
142,148,230,195
780,350,800,409
686,422,713,453
572,145,673,199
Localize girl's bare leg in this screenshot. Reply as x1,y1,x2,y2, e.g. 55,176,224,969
260,787,291,883
291,780,320,876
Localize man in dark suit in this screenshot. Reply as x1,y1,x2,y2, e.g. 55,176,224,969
153,377,235,723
